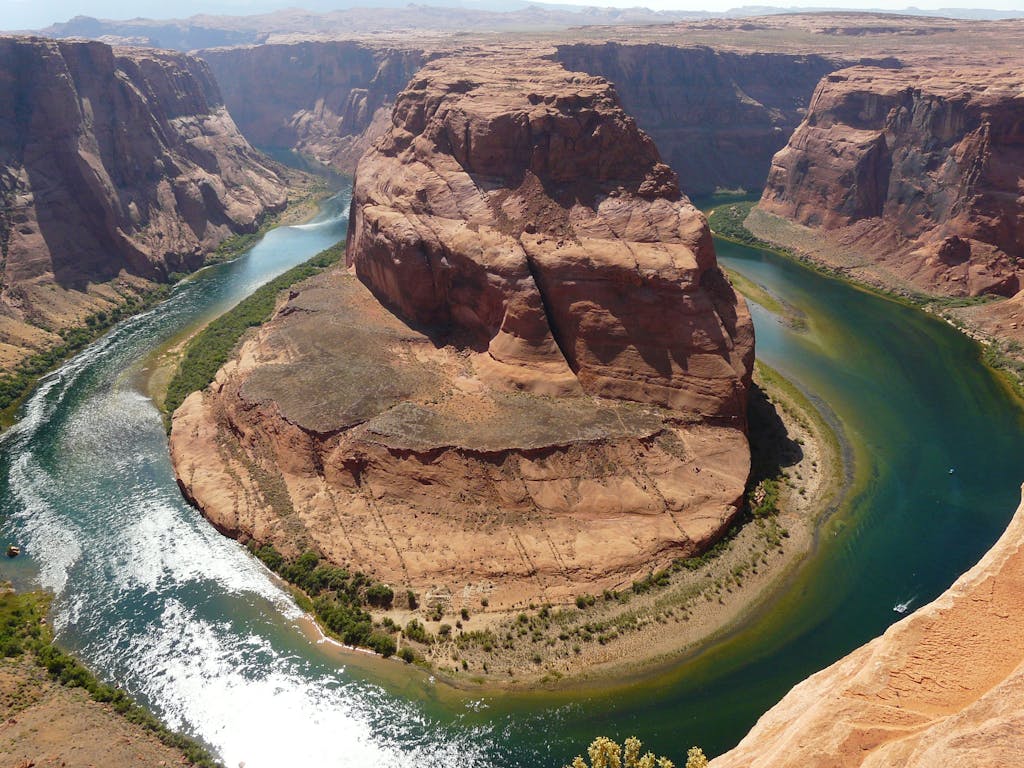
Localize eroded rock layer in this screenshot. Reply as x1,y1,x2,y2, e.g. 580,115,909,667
758,65,1024,298
0,36,289,368
554,43,841,197
171,50,753,610
201,42,429,173
711,487,1024,768
347,49,753,419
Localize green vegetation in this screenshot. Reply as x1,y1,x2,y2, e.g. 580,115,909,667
563,736,687,768
250,543,398,656
0,589,222,767
0,285,170,427
162,240,345,419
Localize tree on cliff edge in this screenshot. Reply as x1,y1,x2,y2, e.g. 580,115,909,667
564,736,679,768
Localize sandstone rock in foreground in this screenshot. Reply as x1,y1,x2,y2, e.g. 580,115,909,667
0,36,290,370
711,486,1024,768
171,50,753,612
758,65,1024,298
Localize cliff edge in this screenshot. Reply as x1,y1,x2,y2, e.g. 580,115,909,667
755,65,1024,299
712,486,1024,768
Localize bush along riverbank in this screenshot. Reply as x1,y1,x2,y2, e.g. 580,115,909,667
707,200,1024,401
162,240,344,422
0,588,222,767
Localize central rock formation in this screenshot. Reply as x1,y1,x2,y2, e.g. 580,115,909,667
171,50,753,611
347,49,753,417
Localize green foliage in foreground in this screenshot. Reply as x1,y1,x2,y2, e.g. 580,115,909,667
250,543,399,658
0,590,222,767
0,286,170,424
163,241,345,418
564,736,709,768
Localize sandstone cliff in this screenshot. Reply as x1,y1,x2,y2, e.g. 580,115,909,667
171,49,753,612
197,38,838,198
711,486,1024,768
0,36,289,369
553,43,840,197
200,42,429,173
755,65,1024,298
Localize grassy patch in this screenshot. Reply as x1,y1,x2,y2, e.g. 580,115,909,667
162,241,344,419
0,589,222,767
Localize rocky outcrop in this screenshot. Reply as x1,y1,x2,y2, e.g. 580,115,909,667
757,65,1024,297
348,48,753,418
553,44,841,197
711,486,1024,768
200,42,429,173
0,36,289,368
171,49,753,612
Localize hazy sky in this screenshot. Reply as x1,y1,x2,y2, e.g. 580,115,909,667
6,0,1024,31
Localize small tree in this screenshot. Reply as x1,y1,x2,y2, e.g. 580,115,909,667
564,736,676,768
685,747,708,768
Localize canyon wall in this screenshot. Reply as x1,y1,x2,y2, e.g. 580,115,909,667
200,42,429,173
199,39,841,196
0,36,289,369
755,65,1024,298
171,48,753,612
553,43,841,197
711,486,1024,768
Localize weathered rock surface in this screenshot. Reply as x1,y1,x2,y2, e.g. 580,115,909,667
348,49,753,418
171,50,753,611
201,42,429,173
200,39,842,197
758,65,1024,298
553,44,841,196
711,486,1024,768
0,36,289,369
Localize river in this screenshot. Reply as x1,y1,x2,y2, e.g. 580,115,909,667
1,188,1022,767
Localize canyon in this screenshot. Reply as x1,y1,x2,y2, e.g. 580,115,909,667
170,47,754,616
0,36,291,371
1,7,1023,764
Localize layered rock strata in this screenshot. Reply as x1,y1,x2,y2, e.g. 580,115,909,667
171,50,754,610
554,44,841,196
201,42,429,173
756,65,1024,298
0,36,289,369
711,486,1024,768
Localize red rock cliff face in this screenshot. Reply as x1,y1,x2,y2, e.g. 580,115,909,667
200,42,428,173
0,36,289,365
347,48,754,420
553,43,842,197
758,66,1024,297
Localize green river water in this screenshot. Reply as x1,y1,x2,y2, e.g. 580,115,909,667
1,186,1022,767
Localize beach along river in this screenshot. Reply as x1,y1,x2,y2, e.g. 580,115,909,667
1,188,1023,767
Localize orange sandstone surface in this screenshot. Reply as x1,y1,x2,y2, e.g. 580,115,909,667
712,486,1024,768
170,49,753,612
